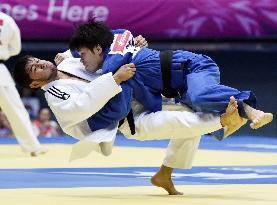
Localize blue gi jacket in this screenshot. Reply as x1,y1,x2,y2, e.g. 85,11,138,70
101,29,197,111
73,29,199,131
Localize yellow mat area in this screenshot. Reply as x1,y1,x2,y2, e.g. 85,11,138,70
0,185,277,205
0,144,277,168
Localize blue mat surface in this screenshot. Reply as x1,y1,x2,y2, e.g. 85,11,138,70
1,165,277,189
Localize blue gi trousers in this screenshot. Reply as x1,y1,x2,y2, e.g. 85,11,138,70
177,54,257,118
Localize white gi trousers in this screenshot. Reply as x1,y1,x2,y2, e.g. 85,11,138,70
119,100,222,169
0,64,42,152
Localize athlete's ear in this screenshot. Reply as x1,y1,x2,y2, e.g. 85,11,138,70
94,44,102,55
29,80,44,89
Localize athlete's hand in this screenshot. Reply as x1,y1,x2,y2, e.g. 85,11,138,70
54,53,68,65
135,35,148,48
113,63,136,85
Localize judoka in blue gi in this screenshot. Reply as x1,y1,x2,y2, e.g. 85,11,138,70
68,20,273,134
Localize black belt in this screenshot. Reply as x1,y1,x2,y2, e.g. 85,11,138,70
160,51,191,98
160,50,179,98
118,109,136,135
0,60,5,64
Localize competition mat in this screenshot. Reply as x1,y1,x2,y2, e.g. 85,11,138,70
0,134,277,205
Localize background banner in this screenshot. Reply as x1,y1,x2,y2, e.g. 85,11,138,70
1,0,277,40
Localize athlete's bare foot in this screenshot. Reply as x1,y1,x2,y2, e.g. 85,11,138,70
243,103,273,129
151,165,183,195
221,96,247,138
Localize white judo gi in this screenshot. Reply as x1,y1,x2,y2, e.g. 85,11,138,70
44,58,222,168
0,12,42,153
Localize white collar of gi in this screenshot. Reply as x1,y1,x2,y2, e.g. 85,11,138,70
57,57,102,82
41,79,85,91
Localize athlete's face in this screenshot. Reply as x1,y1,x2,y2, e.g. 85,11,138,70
78,46,103,73
25,57,57,88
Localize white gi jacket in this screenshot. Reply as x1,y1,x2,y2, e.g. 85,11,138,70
42,71,121,152
0,12,21,86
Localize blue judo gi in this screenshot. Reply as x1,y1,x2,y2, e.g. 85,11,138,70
73,29,257,139
100,29,257,116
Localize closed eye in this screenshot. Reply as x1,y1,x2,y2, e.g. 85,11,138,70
30,59,40,74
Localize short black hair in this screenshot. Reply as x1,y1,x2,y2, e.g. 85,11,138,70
69,19,114,51
13,55,33,88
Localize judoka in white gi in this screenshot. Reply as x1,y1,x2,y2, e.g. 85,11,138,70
0,12,47,156
13,55,244,195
